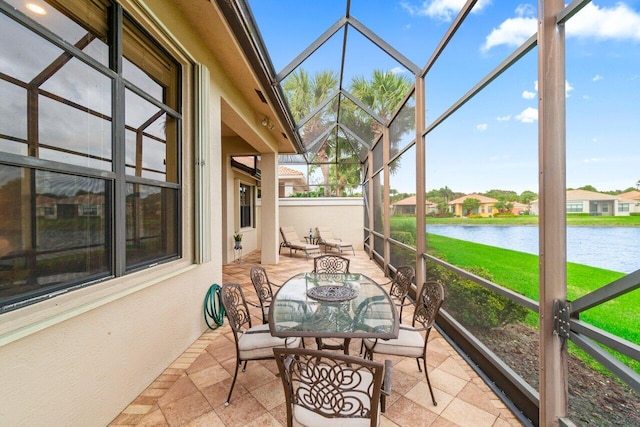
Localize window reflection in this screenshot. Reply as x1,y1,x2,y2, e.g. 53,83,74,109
122,16,179,110
125,89,177,182
125,184,178,268
3,0,109,66
0,165,111,306
0,0,182,311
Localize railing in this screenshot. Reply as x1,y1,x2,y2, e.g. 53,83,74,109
368,234,640,425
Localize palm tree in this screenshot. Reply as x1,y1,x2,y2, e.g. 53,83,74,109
283,69,339,195
438,186,454,204
284,68,413,196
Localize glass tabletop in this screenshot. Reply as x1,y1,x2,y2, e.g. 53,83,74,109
269,272,399,339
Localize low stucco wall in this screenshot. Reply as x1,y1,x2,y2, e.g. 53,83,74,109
278,198,364,250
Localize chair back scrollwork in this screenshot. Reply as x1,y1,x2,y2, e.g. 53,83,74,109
313,255,350,274
275,348,384,426
413,281,445,330
220,283,252,334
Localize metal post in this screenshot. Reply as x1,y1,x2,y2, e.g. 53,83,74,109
538,0,568,424
415,76,426,293
382,126,390,274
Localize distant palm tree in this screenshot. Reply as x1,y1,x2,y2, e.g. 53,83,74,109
284,68,413,196
283,69,339,195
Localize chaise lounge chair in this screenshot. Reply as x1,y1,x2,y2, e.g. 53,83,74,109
279,226,321,260
315,226,355,255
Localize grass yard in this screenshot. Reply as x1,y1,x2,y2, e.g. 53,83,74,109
388,216,639,373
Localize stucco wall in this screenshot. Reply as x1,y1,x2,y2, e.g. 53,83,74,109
277,198,364,250
0,1,237,425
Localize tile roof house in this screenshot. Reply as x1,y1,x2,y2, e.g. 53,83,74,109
530,189,640,216
278,165,308,197
391,195,437,215
448,193,499,217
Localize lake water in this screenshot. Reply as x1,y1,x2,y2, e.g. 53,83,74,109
427,225,640,274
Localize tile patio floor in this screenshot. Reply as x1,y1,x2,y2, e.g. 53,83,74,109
109,250,524,427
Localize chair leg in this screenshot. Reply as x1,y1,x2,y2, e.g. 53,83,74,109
416,358,422,372
242,360,248,372
225,358,241,406
423,358,437,406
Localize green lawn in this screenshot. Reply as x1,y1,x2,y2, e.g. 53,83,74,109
388,215,639,372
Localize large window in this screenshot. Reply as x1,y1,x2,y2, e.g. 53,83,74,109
0,0,182,311
239,183,253,229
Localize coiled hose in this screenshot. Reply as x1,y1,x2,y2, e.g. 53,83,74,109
204,284,225,329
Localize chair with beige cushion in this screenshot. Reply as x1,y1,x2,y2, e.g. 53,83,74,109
316,226,355,255
378,265,415,321
220,283,301,406
312,254,350,274
250,265,280,324
280,226,321,260
363,281,444,406
274,347,392,427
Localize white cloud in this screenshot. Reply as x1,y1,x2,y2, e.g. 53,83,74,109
565,81,574,98
400,0,491,21
482,16,537,52
497,115,511,122
583,157,606,163
390,67,407,74
568,3,640,41
592,74,603,81
477,123,488,131
524,79,572,99
515,107,538,123
483,3,640,51
482,6,536,51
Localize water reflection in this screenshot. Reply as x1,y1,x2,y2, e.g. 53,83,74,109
428,225,639,273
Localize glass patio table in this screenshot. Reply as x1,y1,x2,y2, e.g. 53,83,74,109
268,272,399,354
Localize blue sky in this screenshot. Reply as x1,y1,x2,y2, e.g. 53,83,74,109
249,1,640,195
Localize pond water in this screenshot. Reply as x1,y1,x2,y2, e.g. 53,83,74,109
427,225,640,274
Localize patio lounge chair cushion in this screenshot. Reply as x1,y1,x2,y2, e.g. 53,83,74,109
280,226,321,258
316,227,354,254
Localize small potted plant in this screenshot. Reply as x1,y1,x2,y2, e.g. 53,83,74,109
233,232,243,250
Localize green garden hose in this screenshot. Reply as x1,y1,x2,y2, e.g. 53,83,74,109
204,284,225,329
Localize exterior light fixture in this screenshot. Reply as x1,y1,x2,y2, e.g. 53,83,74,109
26,3,47,15
261,117,275,130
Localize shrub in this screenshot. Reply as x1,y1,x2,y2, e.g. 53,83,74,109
425,260,528,330
390,230,415,246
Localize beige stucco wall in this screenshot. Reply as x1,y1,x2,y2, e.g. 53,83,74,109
277,198,364,250
0,1,257,425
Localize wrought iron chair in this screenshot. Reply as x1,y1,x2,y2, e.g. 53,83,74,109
363,281,445,406
316,226,355,255
274,347,392,427
219,283,301,406
249,265,279,324
311,254,351,352
378,265,415,321
312,254,350,274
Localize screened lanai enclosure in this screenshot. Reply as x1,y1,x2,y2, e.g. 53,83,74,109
1,0,639,425
219,0,640,425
